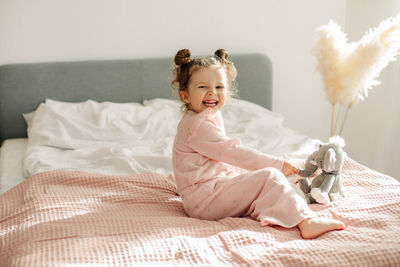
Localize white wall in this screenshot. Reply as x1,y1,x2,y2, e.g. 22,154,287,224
4,1,398,179
344,0,400,180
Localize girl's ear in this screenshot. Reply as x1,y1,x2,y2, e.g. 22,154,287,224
180,90,190,104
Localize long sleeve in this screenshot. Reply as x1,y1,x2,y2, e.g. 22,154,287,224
187,111,283,171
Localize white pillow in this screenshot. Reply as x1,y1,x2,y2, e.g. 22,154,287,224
24,98,284,149
26,98,182,149
22,111,35,132
23,98,184,177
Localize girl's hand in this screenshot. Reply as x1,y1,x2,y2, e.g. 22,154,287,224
281,162,299,177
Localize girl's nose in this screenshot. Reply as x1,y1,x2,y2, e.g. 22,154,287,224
208,89,217,95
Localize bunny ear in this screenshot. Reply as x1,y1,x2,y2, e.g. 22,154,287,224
324,148,337,172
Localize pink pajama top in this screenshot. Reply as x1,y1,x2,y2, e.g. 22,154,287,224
173,109,284,194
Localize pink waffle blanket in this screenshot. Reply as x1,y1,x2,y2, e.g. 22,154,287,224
1,158,400,266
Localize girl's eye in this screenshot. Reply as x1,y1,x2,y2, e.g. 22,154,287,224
216,86,225,90
198,85,207,89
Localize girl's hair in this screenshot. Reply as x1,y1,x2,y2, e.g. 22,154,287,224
170,49,238,99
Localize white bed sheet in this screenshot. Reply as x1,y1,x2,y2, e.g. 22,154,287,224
0,138,27,194
1,98,320,194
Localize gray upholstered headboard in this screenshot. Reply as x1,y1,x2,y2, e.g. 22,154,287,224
0,53,272,143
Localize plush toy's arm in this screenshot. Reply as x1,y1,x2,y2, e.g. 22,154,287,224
298,178,311,193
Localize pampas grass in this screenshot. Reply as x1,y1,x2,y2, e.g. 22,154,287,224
313,15,400,137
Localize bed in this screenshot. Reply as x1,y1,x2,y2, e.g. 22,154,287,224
1,54,399,266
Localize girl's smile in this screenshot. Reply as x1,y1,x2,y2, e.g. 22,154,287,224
202,99,219,107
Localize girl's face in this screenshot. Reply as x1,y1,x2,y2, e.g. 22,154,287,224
180,65,228,113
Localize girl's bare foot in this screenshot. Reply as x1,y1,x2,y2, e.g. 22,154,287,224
298,217,346,239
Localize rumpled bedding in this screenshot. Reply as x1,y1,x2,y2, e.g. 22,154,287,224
22,98,318,178
1,158,400,266
2,98,400,266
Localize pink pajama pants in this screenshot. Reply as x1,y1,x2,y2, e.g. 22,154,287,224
180,168,313,228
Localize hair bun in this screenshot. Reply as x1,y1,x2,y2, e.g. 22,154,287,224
214,49,229,60
175,49,192,66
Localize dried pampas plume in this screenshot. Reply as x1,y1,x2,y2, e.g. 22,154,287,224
313,15,400,137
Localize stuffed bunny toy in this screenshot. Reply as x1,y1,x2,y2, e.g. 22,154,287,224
296,136,346,204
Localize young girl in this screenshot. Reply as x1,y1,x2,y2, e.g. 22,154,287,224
171,49,345,239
